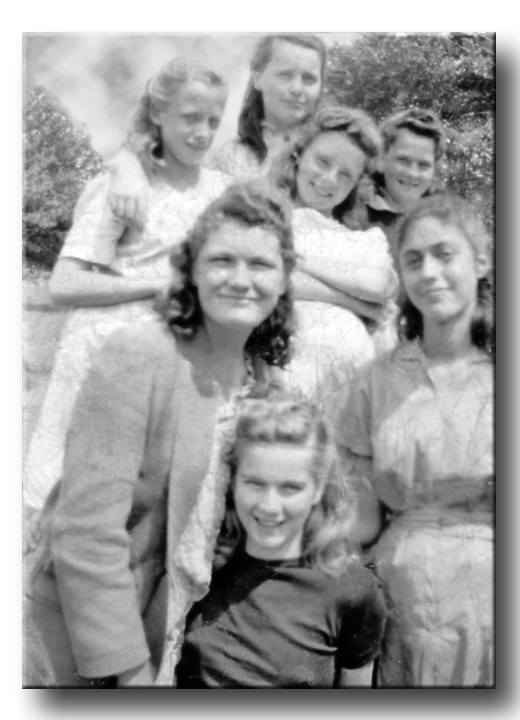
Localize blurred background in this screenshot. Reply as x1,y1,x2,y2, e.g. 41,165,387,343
23,33,355,161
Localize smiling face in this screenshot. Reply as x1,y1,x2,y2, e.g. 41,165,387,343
383,129,436,211
192,221,287,333
295,132,367,216
234,441,322,561
151,80,227,168
399,217,489,331
253,40,322,131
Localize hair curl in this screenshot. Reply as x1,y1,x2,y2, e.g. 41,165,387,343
238,34,327,164
380,107,447,162
155,181,296,367
214,384,360,576
270,105,381,221
126,56,228,176
396,193,494,357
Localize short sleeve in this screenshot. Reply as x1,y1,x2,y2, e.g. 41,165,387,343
336,566,387,669
336,363,374,458
59,173,125,267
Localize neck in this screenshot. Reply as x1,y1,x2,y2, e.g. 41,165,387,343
262,112,298,135
422,314,475,361
196,322,252,393
155,154,201,190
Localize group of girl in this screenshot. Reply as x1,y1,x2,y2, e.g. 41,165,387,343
23,33,494,688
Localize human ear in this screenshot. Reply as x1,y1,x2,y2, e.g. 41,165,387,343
475,251,491,278
252,71,264,92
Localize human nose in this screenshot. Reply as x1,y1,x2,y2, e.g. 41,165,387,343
420,253,440,279
228,261,251,289
193,121,211,143
289,76,303,95
258,488,282,515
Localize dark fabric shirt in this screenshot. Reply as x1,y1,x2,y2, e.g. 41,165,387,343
176,551,387,688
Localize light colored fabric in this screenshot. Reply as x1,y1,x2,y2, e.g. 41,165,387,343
339,341,494,687
281,209,396,425
209,125,295,182
23,320,259,685
24,169,230,511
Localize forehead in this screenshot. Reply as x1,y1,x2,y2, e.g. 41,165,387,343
236,441,316,483
200,221,282,257
400,217,471,253
305,132,366,165
388,128,436,159
267,40,322,73
167,80,227,111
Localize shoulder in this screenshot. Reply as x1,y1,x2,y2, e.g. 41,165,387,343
210,139,262,179
331,562,387,618
199,166,232,193
94,318,178,371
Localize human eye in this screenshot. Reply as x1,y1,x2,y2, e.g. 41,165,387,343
419,161,433,171
209,116,221,130
302,72,319,85
209,254,233,266
403,253,421,269
280,481,305,495
251,257,275,269
278,70,293,79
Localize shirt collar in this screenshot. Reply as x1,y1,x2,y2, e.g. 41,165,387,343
396,339,492,366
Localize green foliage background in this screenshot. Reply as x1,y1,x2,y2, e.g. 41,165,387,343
23,33,495,270
325,32,495,230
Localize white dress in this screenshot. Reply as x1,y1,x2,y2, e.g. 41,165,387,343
24,168,230,511
282,208,395,425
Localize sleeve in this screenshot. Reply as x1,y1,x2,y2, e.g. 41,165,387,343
336,566,388,669
50,328,160,678
58,173,126,267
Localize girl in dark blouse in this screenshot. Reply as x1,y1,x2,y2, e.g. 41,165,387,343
176,386,387,688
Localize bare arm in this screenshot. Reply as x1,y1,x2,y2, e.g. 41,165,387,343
292,269,384,322
107,147,150,228
49,257,168,308
300,255,398,306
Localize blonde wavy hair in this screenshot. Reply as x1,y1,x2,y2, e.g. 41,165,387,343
215,384,360,576
126,56,228,175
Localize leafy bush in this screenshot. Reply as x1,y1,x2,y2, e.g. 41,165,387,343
23,85,105,269
325,33,495,230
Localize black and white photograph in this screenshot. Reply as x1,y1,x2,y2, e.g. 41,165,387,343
21,29,496,692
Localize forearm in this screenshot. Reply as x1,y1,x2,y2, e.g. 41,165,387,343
292,270,383,321
301,259,397,305
49,260,167,308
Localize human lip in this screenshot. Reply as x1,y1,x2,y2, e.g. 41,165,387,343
219,295,256,303
186,142,209,152
253,516,283,529
310,183,334,199
421,287,446,300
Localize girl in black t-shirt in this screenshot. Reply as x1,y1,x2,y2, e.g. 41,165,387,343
176,386,387,688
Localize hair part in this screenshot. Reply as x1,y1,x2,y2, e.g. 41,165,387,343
126,56,228,175
237,34,328,163
270,105,381,221
215,384,360,575
155,181,296,367
396,193,494,357
380,107,447,162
